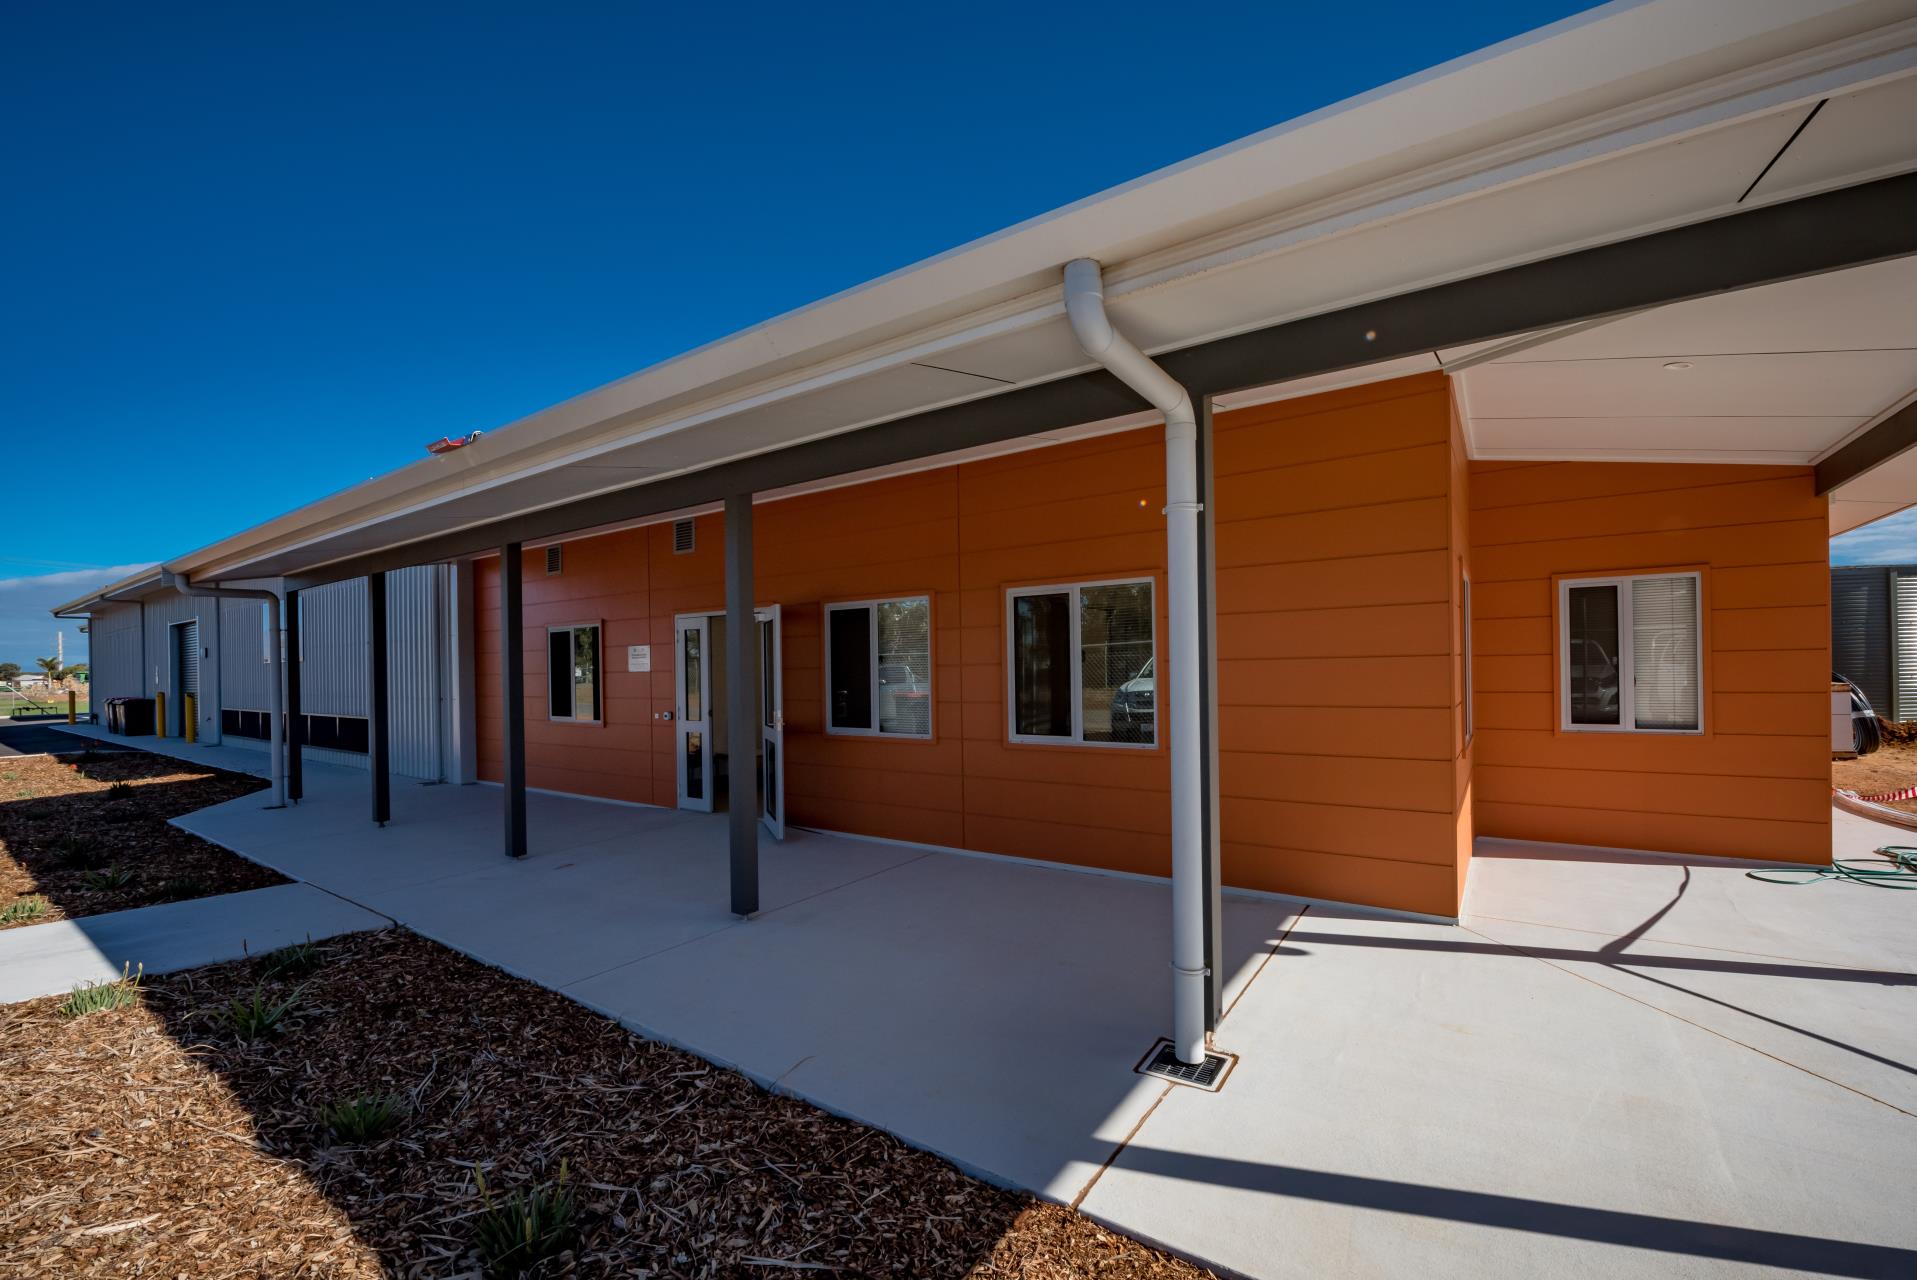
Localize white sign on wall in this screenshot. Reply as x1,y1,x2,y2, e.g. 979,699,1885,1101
627,644,651,673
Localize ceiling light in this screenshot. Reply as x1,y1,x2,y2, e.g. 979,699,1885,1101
1663,360,1694,371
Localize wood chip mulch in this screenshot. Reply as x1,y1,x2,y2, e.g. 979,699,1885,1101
0,749,280,929
0,929,1215,1279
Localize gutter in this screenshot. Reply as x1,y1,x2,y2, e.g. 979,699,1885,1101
1064,258,1208,1066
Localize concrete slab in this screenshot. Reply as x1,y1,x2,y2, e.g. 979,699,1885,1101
1082,905,1915,1279
567,847,1294,1200
0,883,389,1004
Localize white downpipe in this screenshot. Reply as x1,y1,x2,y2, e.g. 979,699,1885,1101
1063,258,1207,1065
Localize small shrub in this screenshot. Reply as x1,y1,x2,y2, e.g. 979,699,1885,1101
222,984,300,1040
79,865,134,891
472,1160,578,1277
106,781,134,800
321,1092,407,1143
260,938,323,980
60,964,143,1017
158,875,209,900
54,836,104,870
1,895,48,925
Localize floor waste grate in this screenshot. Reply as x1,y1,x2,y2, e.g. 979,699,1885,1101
1136,1038,1235,1092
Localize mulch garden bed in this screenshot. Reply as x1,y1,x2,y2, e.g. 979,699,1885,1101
0,929,1214,1279
0,749,280,930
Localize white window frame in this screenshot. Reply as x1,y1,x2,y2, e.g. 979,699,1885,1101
823,596,933,740
1557,571,1703,735
1005,576,1158,750
546,621,603,724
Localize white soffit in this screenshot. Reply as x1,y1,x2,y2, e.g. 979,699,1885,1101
1454,253,1917,465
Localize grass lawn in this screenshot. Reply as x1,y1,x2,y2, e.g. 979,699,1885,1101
0,929,1215,1278
0,749,279,929
0,689,87,718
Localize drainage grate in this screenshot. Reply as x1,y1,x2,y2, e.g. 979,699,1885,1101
1136,1038,1234,1092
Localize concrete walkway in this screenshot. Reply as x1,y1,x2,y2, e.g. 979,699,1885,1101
0,883,389,1003
47,724,1917,1277
0,721,133,758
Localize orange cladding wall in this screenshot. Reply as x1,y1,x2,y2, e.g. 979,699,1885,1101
474,430,1174,875
1466,459,1831,862
1211,374,1473,918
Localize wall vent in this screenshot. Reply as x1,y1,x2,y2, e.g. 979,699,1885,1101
545,545,563,576
673,519,696,555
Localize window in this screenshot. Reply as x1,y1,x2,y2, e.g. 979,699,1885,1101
547,623,602,722
825,597,931,737
1558,573,1701,733
1007,579,1156,747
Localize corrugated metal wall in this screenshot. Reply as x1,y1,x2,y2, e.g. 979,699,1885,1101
1832,566,1895,717
1894,574,1917,722
289,566,449,780
142,590,222,742
89,602,144,707
218,598,275,711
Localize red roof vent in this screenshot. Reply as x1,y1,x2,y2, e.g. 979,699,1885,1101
426,430,483,455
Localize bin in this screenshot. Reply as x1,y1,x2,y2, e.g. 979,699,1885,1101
105,696,125,734
119,698,155,736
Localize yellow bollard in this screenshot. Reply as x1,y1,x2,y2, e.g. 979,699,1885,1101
156,690,167,738
184,693,197,744
66,690,75,724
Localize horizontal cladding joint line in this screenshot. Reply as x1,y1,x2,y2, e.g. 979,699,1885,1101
1473,796,1832,825
1469,474,1827,513
269,172,1917,591
1218,794,1459,817
1469,516,1832,552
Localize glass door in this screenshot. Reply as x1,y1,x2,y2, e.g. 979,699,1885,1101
674,615,713,813
756,605,784,840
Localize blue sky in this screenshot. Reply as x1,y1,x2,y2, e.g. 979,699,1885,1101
9,0,1856,668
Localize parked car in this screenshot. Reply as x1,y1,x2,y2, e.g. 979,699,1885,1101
1110,657,1155,741
1836,671,1883,756
877,662,929,735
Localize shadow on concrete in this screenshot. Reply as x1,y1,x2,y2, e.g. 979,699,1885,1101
1108,1147,1916,1278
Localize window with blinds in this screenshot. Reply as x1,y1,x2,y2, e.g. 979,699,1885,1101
1557,572,1701,733
1007,578,1157,748
825,596,932,738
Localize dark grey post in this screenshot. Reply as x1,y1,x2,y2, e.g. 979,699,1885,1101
368,572,391,826
724,494,759,916
501,544,528,858
285,589,303,803
1196,394,1225,1028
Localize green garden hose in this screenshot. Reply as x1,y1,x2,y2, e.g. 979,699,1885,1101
1746,846,1917,889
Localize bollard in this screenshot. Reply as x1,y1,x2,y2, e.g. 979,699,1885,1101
66,690,75,724
156,690,167,738
184,693,197,744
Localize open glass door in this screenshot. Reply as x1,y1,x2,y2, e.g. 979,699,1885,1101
674,615,713,813
756,605,785,840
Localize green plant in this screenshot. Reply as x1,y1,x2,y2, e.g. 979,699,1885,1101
1,895,48,925
260,938,323,980
159,875,209,900
79,865,134,891
321,1092,407,1143
60,964,142,1017
53,835,103,870
472,1160,578,1277
222,984,300,1040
